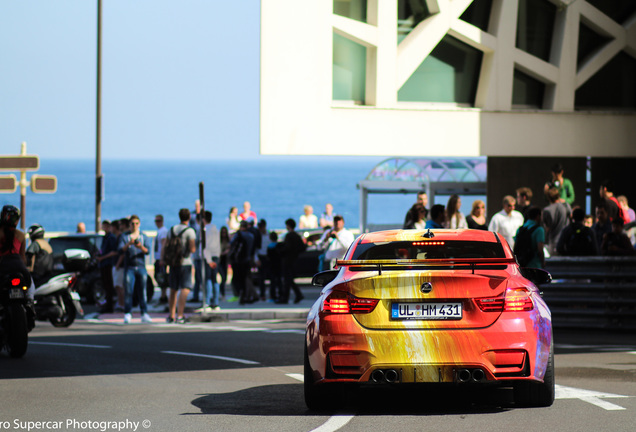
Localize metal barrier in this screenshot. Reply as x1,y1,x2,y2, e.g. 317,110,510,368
542,256,636,331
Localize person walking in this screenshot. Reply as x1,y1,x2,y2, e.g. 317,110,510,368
153,214,169,304
278,218,306,304
202,211,221,310
164,208,196,323
229,220,255,305
96,220,118,313
118,215,152,324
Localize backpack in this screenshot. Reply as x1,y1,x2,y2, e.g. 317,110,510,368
163,226,192,268
229,232,246,264
514,224,539,267
565,226,595,256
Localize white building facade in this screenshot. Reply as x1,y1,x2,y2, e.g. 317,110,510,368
260,0,636,158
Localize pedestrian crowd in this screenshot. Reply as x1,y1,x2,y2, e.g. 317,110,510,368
402,163,636,270
80,200,354,323
10,161,635,324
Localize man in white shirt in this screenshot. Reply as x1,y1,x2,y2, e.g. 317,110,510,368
202,211,221,310
323,215,355,268
488,195,524,249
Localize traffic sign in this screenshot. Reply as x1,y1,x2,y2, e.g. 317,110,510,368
30,175,57,193
0,155,39,171
0,175,18,193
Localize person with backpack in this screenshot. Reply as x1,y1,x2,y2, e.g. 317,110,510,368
26,224,53,287
557,207,599,256
514,206,545,268
163,208,196,323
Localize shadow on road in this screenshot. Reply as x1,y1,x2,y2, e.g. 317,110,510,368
191,384,512,416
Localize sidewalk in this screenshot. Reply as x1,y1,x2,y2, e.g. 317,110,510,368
83,281,319,323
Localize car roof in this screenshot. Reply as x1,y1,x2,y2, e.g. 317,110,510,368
358,229,502,244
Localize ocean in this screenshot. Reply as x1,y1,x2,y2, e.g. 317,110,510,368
15,157,443,234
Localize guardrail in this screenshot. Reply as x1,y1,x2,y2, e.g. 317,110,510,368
542,256,636,331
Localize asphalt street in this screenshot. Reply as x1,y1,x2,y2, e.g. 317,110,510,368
1,315,636,432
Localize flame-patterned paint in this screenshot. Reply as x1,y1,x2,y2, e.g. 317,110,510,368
305,229,553,390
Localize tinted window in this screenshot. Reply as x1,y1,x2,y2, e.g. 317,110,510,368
352,241,505,260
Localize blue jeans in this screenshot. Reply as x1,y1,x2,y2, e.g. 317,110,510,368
124,265,148,314
205,257,220,307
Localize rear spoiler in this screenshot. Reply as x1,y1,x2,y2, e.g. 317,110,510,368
335,258,516,275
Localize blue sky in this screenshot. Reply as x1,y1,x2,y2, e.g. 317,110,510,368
0,0,262,160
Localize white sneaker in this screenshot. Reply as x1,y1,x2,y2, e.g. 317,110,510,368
141,313,152,323
123,313,132,324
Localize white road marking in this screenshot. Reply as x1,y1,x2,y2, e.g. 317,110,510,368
286,373,355,432
310,415,355,432
555,385,629,410
286,373,304,382
161,350,260,365
268,329,305,334
30,341,111,349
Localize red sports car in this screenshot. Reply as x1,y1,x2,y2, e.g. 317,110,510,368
304,229,553,410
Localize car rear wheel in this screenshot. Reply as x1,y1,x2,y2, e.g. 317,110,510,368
514,348,555,407
304,344,336,411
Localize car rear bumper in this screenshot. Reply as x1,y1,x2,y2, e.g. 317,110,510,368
307,311,551,386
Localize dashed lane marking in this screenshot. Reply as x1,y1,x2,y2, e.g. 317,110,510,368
162,350,260,365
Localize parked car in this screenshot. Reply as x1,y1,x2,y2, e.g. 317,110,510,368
304,228,553,410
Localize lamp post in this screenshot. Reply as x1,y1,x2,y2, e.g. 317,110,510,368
95,0,103,233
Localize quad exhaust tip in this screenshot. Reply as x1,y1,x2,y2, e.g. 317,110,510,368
458,368,486,383
371,369,399,383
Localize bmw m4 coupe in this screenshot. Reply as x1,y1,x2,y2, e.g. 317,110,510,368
304,229,553,410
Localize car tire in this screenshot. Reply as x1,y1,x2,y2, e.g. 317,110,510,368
304,344,334,411
514,347,555,407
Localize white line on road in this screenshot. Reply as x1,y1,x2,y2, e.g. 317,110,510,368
161,350,260,365
555,385,629,410
285,373,355,432
309,415,355,432
30,341,111,349
286,373,304,382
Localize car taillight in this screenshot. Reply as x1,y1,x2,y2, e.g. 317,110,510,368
504,288,534,311
476,289,534,312
11,278,21,286
475,297,505,312
323,292,378,314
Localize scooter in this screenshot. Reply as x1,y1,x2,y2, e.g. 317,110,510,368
0,271,31,358
33,249,87,328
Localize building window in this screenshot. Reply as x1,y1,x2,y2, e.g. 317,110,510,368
516,0,556,62
460,0,493,32
333,33,367,103
398,0,435,39
577,21,612,69
575,52,636,111
398,35,483,105
512,69,545,109
585,0,636,24
334,0,367,23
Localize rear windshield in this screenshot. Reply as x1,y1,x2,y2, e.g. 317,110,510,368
351,241,505,260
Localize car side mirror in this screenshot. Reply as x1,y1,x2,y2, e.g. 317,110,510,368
520,267,552,285
312,270,339,287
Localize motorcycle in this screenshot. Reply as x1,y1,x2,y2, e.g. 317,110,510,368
0,271,31,358
33,249,87,328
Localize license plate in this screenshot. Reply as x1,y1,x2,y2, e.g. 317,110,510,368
9,288,25,299
391,302,462,320
70,292,80,301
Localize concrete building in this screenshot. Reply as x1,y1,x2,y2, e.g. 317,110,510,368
260,0,636,218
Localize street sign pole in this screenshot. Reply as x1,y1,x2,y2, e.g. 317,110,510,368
0,142,58,230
